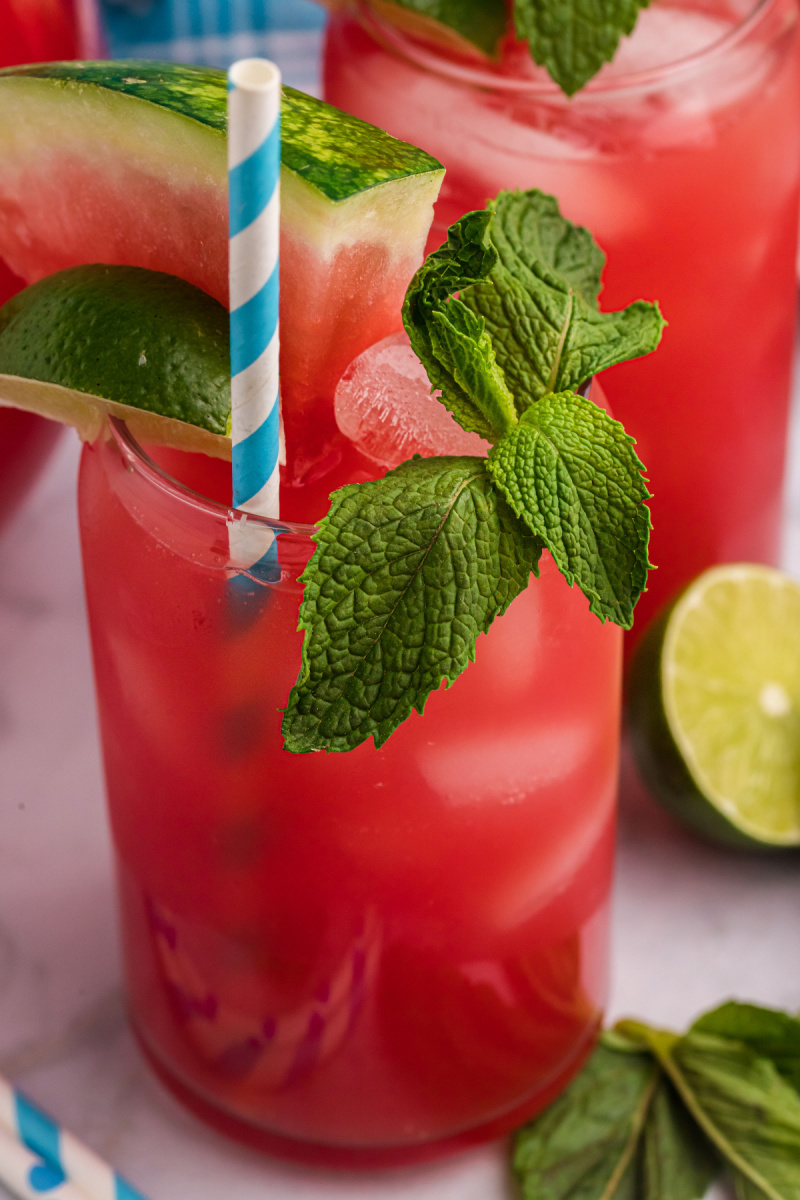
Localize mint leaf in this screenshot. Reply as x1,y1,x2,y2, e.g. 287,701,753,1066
513,0,651,95
489,189,606,308
379,0,507,57
487,389,651,627
281,455,540,754
642,1078,720,1200
463,190,665,407
673,1032,800,1200
692,1004,800,1093
622,1023,800,1200
513,1041,659,1200
402,209,518,442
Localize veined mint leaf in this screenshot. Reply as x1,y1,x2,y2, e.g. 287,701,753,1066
692,1003,800,1092
402,209,519,442
463,190,665,408
487,389,651,628
378,0,507,57
282,455,541,754
513,0,651,95
622,1023,800,1200
490,189,606,308
642,1077,720,1200
513,1041,659,1200
674,1032,800,1200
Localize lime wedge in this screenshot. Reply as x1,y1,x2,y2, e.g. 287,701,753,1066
628,564,800,849
0,264,231,459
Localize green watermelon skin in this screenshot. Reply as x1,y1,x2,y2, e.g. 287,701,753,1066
0,62,444,479
1,61,442,202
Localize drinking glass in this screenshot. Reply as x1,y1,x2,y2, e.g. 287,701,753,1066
78,416,622,1166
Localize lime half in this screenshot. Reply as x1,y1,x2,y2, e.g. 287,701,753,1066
0,264,231,459
628,564,800,849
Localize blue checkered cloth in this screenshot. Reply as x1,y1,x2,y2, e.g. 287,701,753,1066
99,0,325,94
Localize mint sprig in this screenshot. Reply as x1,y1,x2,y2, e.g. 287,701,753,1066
283,189,661,753
515,1000,800,1200
281,456,540,754
487,391,651,627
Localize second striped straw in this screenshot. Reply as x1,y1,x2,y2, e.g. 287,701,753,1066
0,1073,147,1200
227,57,282,581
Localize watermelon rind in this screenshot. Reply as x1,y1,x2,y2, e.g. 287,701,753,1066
0,61,445,295
0,61,442,201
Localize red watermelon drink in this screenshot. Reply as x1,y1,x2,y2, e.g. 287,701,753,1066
0,67,662,1164
78,417,621,1164
324,0,800,633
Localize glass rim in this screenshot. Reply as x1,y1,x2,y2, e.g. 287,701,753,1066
355,0,780,96
107,417,317,539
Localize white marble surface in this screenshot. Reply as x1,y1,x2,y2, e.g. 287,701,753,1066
1,397,800,1200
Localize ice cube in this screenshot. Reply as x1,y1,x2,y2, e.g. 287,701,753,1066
604,5,733,77
334,331,491,468
417,723,596,808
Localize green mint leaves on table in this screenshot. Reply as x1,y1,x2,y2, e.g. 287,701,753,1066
512,1039,663,1200
515,1002,800,1200
282,189,663,754
380,0,650,94
692,1001,800,1091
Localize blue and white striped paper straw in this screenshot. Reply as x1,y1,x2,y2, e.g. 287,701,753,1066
227,57,282,578
0,1075,147,1200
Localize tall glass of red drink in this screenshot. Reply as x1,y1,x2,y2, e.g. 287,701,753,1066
78,417,622,1166
324,0,800,632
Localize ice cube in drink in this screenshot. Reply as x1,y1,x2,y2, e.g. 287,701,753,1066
333,330,490,466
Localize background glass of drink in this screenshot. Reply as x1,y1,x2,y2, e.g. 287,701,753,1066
78,416,621,1166
0,0,104,532
324,0,800,633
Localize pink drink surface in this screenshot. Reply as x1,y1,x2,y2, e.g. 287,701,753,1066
324,0,800,633
78,429,622,1164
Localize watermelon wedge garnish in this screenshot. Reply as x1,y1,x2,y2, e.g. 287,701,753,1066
0,62,444,480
